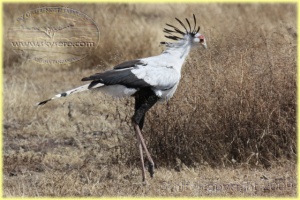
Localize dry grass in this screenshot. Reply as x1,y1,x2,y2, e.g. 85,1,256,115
3,3,297,197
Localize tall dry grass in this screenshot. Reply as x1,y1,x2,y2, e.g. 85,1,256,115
146,20,296,168
3,3,297,197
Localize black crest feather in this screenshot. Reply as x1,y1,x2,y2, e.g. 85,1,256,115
163,14,201,41
192,14,197,33
175,17,188,33
186,18,191,32
165,35,183,41
166,24,185,35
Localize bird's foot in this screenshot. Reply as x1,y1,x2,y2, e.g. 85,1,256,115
142,179,149,185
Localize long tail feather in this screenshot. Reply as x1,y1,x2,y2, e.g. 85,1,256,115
37,82,104,106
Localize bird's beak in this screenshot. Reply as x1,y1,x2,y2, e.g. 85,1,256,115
198,35,207,49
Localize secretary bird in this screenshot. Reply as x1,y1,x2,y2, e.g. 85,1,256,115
37,14,207,182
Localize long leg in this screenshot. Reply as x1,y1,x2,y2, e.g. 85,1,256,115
136,132,146,182
132,88,159,181
134,124,154,177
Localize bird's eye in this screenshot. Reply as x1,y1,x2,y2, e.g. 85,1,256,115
200,38,204,42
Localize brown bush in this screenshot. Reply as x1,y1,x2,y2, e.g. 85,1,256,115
3,3,296,197
143,7,296,168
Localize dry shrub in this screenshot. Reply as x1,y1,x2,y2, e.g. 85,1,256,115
3,3,297,196
144,9,296,168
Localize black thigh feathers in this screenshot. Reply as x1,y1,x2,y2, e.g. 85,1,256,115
133,88,159,129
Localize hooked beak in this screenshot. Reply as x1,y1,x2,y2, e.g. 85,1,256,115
198,35,207,49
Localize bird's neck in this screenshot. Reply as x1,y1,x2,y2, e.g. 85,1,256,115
163,38,192,59
162,39,192,68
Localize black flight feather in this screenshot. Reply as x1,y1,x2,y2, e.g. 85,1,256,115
113,59,144,70
82,59,153,88
83,69,151,88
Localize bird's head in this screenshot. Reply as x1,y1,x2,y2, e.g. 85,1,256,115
161,14,207,49
191,32,207,49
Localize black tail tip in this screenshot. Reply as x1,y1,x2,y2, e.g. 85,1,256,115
37,99,51,106
81,77,91,81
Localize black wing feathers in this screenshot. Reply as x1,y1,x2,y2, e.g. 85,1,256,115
114,59,144,70
82,59,151,88
84,70,151,88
